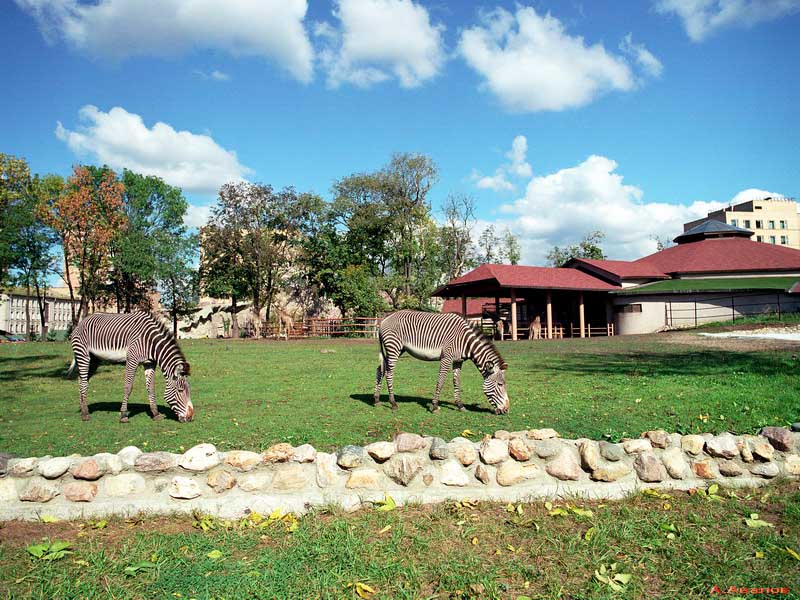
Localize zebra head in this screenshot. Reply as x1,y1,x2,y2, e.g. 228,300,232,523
482,361,509,414
165,363,194,422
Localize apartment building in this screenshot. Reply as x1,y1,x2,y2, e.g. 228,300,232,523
684,196,799,249
0,288,80,338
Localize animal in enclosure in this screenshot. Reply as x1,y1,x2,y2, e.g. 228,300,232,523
375,309,510,414
67,312,193,423
275,306,295,340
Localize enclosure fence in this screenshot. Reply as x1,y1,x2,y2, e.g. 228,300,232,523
665,291,800,328
260,317,381,338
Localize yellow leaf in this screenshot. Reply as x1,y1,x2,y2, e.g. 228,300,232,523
786,547,800,561
269,509,284,520
507,544,516,552
584,527,596,542
206,550,223,560
471,536,478,545
355,582,376,598
377,525,392,535
461,429,475,438
754,551,765,559
544,501,553,511
494,549,501,555
375,494,397,512
40,515,59,523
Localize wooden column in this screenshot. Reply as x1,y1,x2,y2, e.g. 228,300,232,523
579,292,585,338
546,291,553,340
510,289,518,341
461,294,467,317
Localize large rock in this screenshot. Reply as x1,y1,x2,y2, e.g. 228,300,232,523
395,432,426,452
750,462,779,479
633,453,666,483
449,439,478,466
479,438,509,464
272,464,308,490
94,453,123,475
0,478,17,502
508,438,531,461
642,430,670,449
291,444,317,463
748,437,775,461
263,443,294,463
760,427,793,452
681,435,705,456
384,454,423,486
169,476,202,499
19,478,59,502
493,430,512,440
178,444,220,472
692,459,720,479
579,441,602,471
0,453,16,476
705,433,739,459
117,446,143,468
599,441,625,462
63,481,98,502
206,469,237,493
135,452,177,472
72,459,103,481
224,450,263,472
662,447,690,480
38,457,72,479
545,449,581,481
365,442,396,463
784,455,800,476
9,457,38,477
103,473,146,497
529,428,559,440
440,460,470,486
429,438,448,460
590,462,632,482
622,439,652,454
475,464,494,484
238,472,272,492
337,446,366,469
345,468,382,489
718,460,743,477
316,452,342,487
496,461,525,486
534,439,562,459
738,438,754,463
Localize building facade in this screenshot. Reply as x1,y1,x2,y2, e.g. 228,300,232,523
0,288,80,338
684,196,799,250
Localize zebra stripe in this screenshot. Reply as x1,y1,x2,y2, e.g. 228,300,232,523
68,312,193,423
374,310,510,414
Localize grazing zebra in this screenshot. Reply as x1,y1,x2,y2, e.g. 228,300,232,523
374,310,510,414
67,312,194,423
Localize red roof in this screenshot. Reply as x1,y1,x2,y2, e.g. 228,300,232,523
435,264,617,295
569,258,668,280
633,237,800,275
442,297,510,317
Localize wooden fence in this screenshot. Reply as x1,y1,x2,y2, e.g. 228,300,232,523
260,317,381,339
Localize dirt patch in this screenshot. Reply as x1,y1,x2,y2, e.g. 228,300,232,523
658,329,800,351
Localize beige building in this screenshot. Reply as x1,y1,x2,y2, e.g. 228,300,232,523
0,288,80,338
684,196,799,249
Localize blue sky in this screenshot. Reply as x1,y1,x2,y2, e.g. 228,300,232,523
2,0,798,263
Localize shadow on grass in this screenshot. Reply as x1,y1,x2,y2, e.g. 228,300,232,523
86,401,180,422
350,393,494,414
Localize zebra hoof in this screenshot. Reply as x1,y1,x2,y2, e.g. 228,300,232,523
431,406,440,414
373,400,381,407
81,414,91,422
390,404,398,411
152,413,164,421
457,406,466,412
119,416,129,424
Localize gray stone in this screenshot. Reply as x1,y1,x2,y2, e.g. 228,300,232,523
169,476,202,499
272,464,308,490
529,428,558,440
238,472,273,492
38,457,72,479
316,452,342,487
72,459,103,481
117,446,143,468
475,464,494,484
522,464,542,480
9,457,38,477
395,432,426,452
94,453,123,475
599,441,625,462
63,481,97,502
337,445,366,469
207,469,237,493
384,454,423,486
749,437,775,461
496,461,525,486
718,460,743,477
642,430,670,449
760,427,793,452
365,442,395,463
224,450,263,472
623,439,652,454
291,444,317,463
705,433,738,459
661,447,690,480
135,452,177,472
19,478,59,502
590,462,632,482
633,453,666,483
0,478,17,502
0,453,16,476
493,430,511,440
440,460,469,486
667,433,682,448
681,435,705,456
179,443,220,472
692,459,719,479
508,438,531,461
345,468,382,489
750,462,779,479
449,439,478,466
784,455,800,475
738,438,754,463
579,441,602,471
792,422,800,432
429,437,448,460
545,448,581,481
534,439,562,459
103,473,146,497
263,443,294,463
479,438,509,464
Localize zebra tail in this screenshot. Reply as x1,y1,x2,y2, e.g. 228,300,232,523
65,358,77,379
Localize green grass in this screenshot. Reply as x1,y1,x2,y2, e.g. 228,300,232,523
615,276,800,294
694,312,800,330
1,334,798,457
1,482,798,600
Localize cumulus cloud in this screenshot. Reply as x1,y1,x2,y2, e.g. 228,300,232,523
55,105,252,195
472,135,532,192
184,203,213,229
15,0,314,82
458,6,660,112
487,155,726,263
655,0,800,41
194,69,231,82
316,0,445,88
619,33,663,79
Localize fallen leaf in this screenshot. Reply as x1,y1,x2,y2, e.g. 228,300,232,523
206,550,224,560
375,494,396,512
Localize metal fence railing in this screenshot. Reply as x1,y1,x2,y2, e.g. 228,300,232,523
665,292,800,328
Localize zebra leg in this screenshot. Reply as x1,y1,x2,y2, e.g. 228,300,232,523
432,358,452,413
385,356,399,410
120,359,137,423
77,359,91,421
373,357,385,406
145,363,162,420
453,360,465,411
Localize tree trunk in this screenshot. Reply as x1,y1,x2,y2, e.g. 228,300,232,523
63,251,78,325
25,280,32,341
231,295,239,339
172,284,178,339
34,278,48,341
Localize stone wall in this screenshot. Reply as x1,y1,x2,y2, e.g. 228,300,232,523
1,427,798,521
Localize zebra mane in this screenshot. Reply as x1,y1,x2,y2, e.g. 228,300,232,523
147,313,190,373
467,321,508,370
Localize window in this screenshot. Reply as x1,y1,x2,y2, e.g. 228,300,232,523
756,235,763,242
780,220,787,229
768,220,775,229
744,219,751,228
769,236,776,244
755,220,763,229
615,304,642,314
730,219,738,227
781,236,788,245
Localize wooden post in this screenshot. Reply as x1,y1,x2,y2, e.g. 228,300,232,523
579,292,585,338
461,294,467,317
546,291,553,340
510,289,518,341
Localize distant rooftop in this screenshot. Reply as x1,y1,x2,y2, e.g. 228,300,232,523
673,219,753,244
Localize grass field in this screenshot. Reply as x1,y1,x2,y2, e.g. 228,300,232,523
1,481,798,599
1,333,798,457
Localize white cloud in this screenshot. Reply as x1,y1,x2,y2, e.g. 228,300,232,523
316,0,445,88
15,0,314,82
184,204,212,229
619,33,663,79
55,105,252,195
472,135,532,192
728,188,783,204
458,7,660,112
488,155,727,263
655,0,800,41
194,69,231,82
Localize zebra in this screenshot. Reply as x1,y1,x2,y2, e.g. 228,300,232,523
374,309,510,414
67,312,194,423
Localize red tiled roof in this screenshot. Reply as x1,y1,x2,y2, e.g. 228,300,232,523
436,264,618,295
633,237,800,275
442,297,510,317
569,258,668,280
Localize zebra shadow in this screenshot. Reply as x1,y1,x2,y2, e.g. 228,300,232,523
85,401,180,421
350,393,494,414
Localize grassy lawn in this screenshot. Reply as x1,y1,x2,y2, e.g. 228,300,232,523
0,334,798,457
1,482,798,599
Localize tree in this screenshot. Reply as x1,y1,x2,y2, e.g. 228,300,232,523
502,228,521,265
546,231,606,267
200,221,249,338
158,232,198,338
439,193,478,280
331,264,387,317
0,154,34,288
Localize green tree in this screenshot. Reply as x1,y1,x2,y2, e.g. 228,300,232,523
0,153,34,287
158,232,198,338
332,264,387,317
439,193,478,280
502,228,521,265
546,231,606,267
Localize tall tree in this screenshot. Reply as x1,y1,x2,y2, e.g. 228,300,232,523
546,231,606,267
502,228,521,265
0,153,33,288
158,231,198,338
439,193,478,280
200,222,249,338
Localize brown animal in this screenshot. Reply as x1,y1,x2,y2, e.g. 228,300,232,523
531,315,541,340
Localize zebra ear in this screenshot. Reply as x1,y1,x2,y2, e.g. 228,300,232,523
177,363,190,376
500,361,508,370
